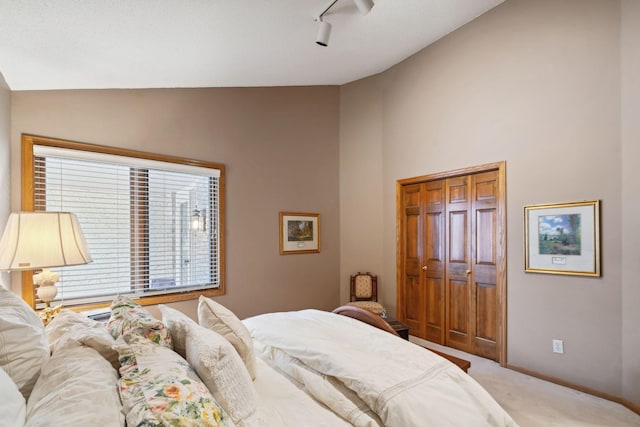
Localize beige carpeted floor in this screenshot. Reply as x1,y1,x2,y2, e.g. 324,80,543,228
410,337,640,427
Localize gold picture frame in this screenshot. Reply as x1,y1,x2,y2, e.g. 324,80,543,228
279,212,320,255
524,200,600,276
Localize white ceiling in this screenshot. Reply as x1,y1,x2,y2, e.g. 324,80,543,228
0,0,504,91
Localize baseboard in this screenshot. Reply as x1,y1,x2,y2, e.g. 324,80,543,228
507,364,640,416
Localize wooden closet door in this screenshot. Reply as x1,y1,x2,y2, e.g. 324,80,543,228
401,184,426,339
400,181,445,343
444,171,499,359
397,162,505,363
445,176,472,352
470,170,499,360
423,180,445,343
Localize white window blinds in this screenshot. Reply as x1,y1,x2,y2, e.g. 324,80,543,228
32,145,221,307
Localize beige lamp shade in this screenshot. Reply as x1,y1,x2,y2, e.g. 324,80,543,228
0,212,93,271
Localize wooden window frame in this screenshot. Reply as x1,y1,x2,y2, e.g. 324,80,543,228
21,134,226,311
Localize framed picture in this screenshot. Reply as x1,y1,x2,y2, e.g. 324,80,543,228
524,200,600,276
279,212,320,255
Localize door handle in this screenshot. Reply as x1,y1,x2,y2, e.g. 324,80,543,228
422,266,428,271
466,269,471,275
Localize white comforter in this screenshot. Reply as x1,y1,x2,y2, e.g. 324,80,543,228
244,309,517,427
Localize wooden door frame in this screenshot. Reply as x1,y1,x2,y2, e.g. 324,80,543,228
396,161,507,366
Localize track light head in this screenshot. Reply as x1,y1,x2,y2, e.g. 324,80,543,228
353,0,374,15
313,0,372,46
316,20,332,47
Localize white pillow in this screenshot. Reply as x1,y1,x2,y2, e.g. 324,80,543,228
0,367,26,426
25,337,124,427
0,286,49,399
157,304,193,357
45,309,119,369
161,305,260,427
197,296,257,380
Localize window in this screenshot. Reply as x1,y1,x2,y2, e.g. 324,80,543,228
21,135,225,309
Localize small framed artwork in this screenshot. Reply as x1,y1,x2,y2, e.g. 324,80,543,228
279,212,320,255
524,200,600,276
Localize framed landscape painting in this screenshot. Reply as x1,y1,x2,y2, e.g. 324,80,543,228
279,212,320,254
524,200,600,276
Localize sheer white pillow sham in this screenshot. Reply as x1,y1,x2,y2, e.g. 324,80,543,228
0,286,49,399
160,305,260,427
197,296,257,380
0,366,26,426
45,309,119,369
25,337,124,427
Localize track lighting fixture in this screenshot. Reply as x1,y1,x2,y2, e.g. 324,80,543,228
316,18,332,47
315,0,374,47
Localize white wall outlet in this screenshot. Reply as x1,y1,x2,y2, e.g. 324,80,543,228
552,339,564,354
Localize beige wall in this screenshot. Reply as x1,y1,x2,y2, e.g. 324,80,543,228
338,75,385,305
340,0,636,405
0,73,10,289
10,86,341,320
3,0,638,409
621,0,640,408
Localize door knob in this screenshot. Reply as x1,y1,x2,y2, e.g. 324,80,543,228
466,269,471,275
422,266,428,271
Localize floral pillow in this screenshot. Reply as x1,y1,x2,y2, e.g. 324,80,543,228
116,339,234,427
107,296,172,348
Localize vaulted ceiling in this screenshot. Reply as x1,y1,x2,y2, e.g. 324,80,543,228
0,0,504,90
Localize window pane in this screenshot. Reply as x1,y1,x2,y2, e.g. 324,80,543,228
33,145,221,307
147,170,213,290
42,157,133,300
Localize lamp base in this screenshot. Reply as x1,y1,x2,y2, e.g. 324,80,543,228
37,304,62,325
34,268,61,325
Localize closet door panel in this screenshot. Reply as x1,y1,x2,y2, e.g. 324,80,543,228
476,282,497,342
425,277,443,342
445,176,471,352
471,170,499,360
476,209,496,265
449,211,467,262
402,185,425,339
424,180,445,343
447,279,469,346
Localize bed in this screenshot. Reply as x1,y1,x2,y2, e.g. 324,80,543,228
0,286,517,426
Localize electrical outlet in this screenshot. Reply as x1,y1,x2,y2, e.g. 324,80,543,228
552,339,564,354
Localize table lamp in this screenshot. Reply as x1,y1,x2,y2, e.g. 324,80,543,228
0,212,92,323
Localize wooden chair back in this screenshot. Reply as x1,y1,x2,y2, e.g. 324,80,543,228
350,272,378,302
332,305,399,337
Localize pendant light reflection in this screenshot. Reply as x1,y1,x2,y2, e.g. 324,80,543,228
191,206,206,232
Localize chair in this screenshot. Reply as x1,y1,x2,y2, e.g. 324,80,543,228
332,305,399,337
347,272,384,314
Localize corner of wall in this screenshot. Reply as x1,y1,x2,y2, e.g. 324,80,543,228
338,77,386,309
621,0,640,409
0,72,12,290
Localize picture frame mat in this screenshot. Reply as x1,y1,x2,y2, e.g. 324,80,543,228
279,212,320,254
524,200,600,276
